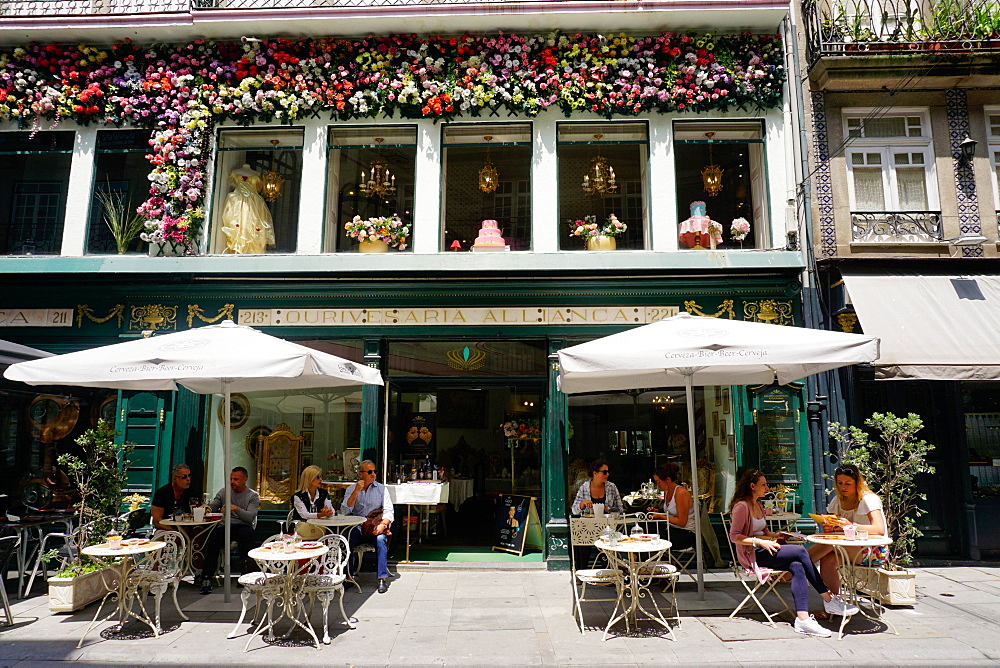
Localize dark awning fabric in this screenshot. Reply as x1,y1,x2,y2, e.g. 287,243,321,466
0,338,52,367
842,271,1000,381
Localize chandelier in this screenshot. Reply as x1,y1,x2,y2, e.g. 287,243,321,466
360,137,396,198
261,139,285,202
581,134,617,196
478,136,499,193
700,132,724,197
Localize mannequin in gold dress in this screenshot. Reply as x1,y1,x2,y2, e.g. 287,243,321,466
220,164,276,254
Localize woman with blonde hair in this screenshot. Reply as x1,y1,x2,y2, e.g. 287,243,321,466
809,464,887,596
292,464,334,521
728,469,856,637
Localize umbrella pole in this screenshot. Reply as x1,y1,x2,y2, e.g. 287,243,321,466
684,374,705,599
223,381,232,602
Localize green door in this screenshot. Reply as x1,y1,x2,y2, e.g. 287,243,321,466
116,391,174,496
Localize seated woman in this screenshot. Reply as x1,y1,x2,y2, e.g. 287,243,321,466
808,464,887,596
729,469,857,637
292,464,335,525
570,459,621,569
647,462,697,551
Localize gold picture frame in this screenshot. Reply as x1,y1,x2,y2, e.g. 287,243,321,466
712,411,719,436
722,387,731,415
218,393,250,429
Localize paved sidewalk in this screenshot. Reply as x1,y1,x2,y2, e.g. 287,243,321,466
0,564,998,666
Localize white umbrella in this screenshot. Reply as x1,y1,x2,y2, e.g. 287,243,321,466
4,319,383,600
558,312,879,595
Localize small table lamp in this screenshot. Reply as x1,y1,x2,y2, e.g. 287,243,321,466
450,240,463,251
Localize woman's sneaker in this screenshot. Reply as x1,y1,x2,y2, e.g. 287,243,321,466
793,615,832,637
824,595,860,616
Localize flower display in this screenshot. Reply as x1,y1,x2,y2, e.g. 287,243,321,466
0,33,784,247
343,214,410,249
501,419,541,439
569,213,627,241
730,217,751,241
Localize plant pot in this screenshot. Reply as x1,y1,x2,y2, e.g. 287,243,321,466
148,241,186,257
48,566,117,612
586,235,617,251
357,239,390,253
857,565,916,606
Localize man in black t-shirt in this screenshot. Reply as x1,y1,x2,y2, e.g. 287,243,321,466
151,463,199,529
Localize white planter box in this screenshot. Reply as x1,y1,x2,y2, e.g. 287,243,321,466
48,566,116,612
857,565,916,606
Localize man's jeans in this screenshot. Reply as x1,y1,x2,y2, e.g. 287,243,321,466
347,525,390,580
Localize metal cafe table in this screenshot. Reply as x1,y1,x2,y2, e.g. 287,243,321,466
159,516,221,579
594,535,675,641
244,542,328,651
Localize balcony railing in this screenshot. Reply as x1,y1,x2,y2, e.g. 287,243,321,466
851,210,942,242
803,0,1000,64
0,0,187,16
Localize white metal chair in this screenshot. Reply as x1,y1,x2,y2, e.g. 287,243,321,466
628,513,681,616
300,533,353,644
228,533,285,639
0,535,19,626
569,516,625,635
133,530,189,631
720,513,791,627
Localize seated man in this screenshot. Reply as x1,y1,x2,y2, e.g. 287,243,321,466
341,460,394,594
198,467,260,594
150,463,199,530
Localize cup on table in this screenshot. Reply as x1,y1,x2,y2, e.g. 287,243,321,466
844,523,857,540
108,536,122,549
283,539,296,554
857,528,869,540
192,506,206,522
172,512,183,522
593,503,605,518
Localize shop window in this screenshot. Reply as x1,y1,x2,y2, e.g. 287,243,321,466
558,122,648,250
673,121,768,250
0,131,73,255
87,130,150,254
750,385,801,486
326,126,416,253
211,128,303,254
442,123,532,251
842,108,939,242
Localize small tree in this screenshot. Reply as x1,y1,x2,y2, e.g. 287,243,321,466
827,412,935,568
56,419,134,567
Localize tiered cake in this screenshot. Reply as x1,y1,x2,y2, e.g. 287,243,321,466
472,219,509,252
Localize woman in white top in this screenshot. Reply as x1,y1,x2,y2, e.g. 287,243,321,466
648,462,697,550
808,464,887,595
292,464,334,521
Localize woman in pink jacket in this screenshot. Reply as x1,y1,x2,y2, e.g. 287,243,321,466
728,469,857,637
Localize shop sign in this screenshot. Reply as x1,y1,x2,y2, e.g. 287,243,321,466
0,309,72,327
238,306,679,327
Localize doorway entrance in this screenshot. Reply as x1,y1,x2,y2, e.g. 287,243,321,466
386,382,543,552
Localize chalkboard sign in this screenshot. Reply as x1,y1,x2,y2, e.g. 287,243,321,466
492,494,542,556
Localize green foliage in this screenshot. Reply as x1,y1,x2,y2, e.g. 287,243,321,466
94,185,145,254
51,560,115,579
828,412,935,568
56,419,134,566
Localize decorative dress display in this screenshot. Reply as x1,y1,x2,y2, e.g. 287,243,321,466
678,201,722,249
221,165,276,254
472,219,509,251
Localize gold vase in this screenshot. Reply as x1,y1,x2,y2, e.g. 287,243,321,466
586,235,617,251
357,239,390,253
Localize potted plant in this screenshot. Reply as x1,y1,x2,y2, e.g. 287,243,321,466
47,419,135,612
344,214,410,252
827,412,935,605
568,213,627,251
94,185,145,254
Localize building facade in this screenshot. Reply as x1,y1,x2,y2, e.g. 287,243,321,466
0,0,814,565
800,0,1000,558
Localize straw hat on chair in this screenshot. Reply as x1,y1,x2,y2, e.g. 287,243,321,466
295,521,325,541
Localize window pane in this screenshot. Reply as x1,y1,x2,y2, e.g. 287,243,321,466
853,167,885,210
88,130,150,254
0,132,73,255
558,123,648,251
442,124,532,252
893,153,910,166
896,167,928,209
989,115,1000,137
859,117,908,137
327,126,416,253
212,128,303,254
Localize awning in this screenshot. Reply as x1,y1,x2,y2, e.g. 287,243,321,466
0,338,52,367
842,271,1000,380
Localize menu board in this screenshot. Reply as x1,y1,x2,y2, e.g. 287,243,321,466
493,494,541,556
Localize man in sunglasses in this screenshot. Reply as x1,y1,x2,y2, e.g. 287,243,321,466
151,463,200,530
342,460,394,594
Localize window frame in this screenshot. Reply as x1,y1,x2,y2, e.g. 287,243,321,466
985,106,1000,214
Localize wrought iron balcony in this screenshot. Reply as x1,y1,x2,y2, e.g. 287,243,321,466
851,210,942,242
0,0,186,16
803,0,1000,63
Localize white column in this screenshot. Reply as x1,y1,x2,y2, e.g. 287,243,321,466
648,115,677,251
532,115,559,252
412,121,441,254
297,120,326,254
60,126,98,256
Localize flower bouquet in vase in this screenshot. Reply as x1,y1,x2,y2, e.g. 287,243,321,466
568,213,627,251
730,217,750,248
344,214,410,252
